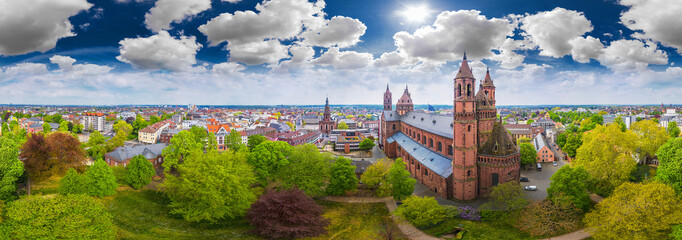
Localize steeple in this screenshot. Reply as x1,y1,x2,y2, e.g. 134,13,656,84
384,83,393,111
455,52,475,80
396,85,413,115
483,67,494,87
325,96,329,107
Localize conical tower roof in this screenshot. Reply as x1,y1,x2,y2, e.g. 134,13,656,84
397,85,412,104
482,67,494,87
455,52,475,80
479,122,517,156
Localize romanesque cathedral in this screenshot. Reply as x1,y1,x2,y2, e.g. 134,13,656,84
380,54,520,201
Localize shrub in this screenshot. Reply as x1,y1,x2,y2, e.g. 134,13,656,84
516,197,582,237
247,189,329,239
59,168,87,195
458,206,481,221
395,196,446,228
444,205,460,219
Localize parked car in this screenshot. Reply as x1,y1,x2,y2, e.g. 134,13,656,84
524,186,537,191
537,163,542,171
520,177,529,182
553,161,558,166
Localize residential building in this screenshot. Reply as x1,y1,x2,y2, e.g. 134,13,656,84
139,121,170,144
533,134,554,163
105,143,167,167
239,127,277,145
159,129,183,144
504,124,532,142
81,113,105,132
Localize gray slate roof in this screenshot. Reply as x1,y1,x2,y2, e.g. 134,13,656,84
388,132,452,178
401,110,453,138
107,143,167,163
383,110,400,121
533,133,547,152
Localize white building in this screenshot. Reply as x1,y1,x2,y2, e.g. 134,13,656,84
117,111,137,120
81,113,105,132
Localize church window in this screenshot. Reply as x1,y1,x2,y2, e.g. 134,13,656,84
467,83,471,97
456,84,461,97
392,124,395,130
429,138,433,147
423,136,426,143
468,125,471,132
467,170,471,177
448,145,453,155
437,142,442,151
425,169,428,176
492,173,499,186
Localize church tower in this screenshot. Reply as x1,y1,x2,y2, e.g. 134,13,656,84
396,85,414,115
452,53,478,201
320,97,334,134
481,68,496,106
384,84,392,111
475,68,497,145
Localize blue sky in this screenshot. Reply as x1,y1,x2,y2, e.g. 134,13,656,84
0,0,681,105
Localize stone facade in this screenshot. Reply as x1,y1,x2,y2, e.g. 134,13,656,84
380,54,520,201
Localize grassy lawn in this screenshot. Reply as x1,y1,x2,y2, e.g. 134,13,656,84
309,201,406,240
104,190,261,240
104,189,404,240
423,218,538,240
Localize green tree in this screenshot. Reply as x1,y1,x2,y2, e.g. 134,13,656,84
337,121,349,129
72,123,84,134
387,158,416,200
481,181,528,211
247,141,293,184
0,194,115,239
247,134,267,151
656,137,682,194
361,158,392,197
547,165,590,211
527,119,535,124
162,131,201,174
86,158,118,197
59,168,88,195
613,116,627,132
517,137,532,145
556,132,567,148
395,196,446,228
86,131,107,160
672,225,682,240
519,143,537,167
669,121,681,138
562,133,582,158
517,195,582,237
585,182,682,240
589,114,604,125
358,138,375,150
631,119,669,160
42,122,51,133
327,157,358,195
574,124,637,196
0,137,24,201
164,149,257,222
125,155,155,189
278,144,332,197
1,122,9,136
227,130,244,150
58,121,69,132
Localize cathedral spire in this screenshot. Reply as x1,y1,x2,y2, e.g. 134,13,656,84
455,53,475,80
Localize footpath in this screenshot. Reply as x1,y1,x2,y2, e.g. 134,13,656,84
321,196,441,240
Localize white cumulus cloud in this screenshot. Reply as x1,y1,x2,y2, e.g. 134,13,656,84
520,7,593,58
598,39,668,72
300,16,367,48
619,0,682,54
0,0,92,56
144,0,212,32
116,31,202,71
313,47,374,70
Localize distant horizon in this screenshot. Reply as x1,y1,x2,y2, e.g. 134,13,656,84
1,103,679,109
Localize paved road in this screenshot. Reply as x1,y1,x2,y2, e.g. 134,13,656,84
520,158,566,201
349,141,385,163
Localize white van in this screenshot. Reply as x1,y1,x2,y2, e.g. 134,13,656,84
537,163,542,171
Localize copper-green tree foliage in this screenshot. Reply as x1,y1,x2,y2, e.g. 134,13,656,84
388,158,416,200
247,140,293,184
547,165,591,211
162,130,201,174
0,194,115,239
0,136,24,201
573,124,637,196
164,149,257,222
519,143,537,166
59,168,88,195
360,158,392,197
125,155,155,189
669,121,681,138
585,182,682,240
656,137,682,194
327,157,357,195
86,158,118,197
277,144,332,197
631,119,669,159
395,196,446,228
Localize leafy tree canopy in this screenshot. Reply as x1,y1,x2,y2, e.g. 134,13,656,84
247,189,328,239
547,165,590,211
125,155,155,189
277,144,332,197
387,158,416,201
327,157,358,195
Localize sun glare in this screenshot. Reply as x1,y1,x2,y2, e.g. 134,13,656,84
401,4,431,23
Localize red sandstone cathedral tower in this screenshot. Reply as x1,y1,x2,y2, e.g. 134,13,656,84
319,97,334,134
452,53,478,201
384,84,392,111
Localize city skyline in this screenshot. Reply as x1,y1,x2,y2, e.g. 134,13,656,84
0,0,681,105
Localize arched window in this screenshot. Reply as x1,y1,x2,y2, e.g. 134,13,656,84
429,138,433,147
467,83,471,97
392,124,395,130
437,142,442,151
448,145,453,155
468,125,471,132
492,173,499,186
456,84,461,97
467,170,471,177
423,136,426,144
